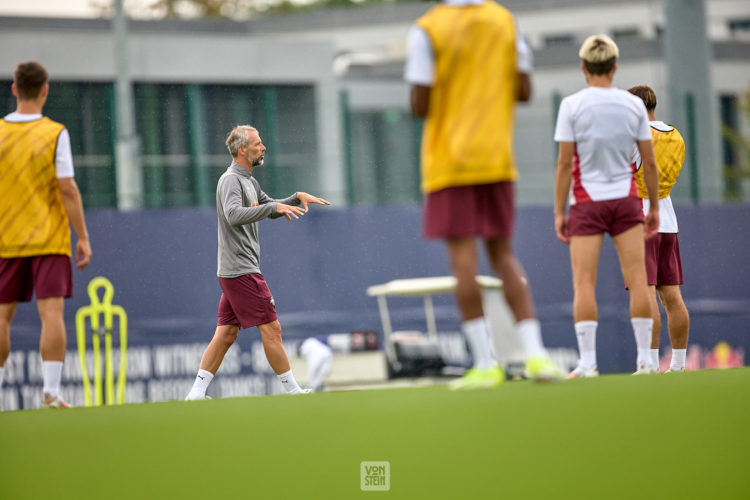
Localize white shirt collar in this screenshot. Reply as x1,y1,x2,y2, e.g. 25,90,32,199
443,0,484,6
4,112,43,122
649,120,673,132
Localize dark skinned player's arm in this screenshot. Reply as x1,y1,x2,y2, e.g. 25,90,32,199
517,72,531,102
410,85,430,118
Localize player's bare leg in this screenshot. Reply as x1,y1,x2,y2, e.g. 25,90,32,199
613,224,655,372
37,297,70,407
485,238,535,321
647,286,662,370
447,238,483,320
257,320,290,374
648,286,662,348
186,324,238,400
485,238,560,380
258,320,305,393
37,298,66,362
200,324,239,373
0,303,16,410
446,238,502,388
568,234,604,377
657,285,689,371
0,302,15,367
570,234,603,323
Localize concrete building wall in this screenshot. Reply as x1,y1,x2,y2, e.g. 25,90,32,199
1,0,748,206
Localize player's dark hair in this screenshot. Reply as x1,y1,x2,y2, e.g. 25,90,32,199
583,57,616,76
14,62,48,100
627,85,657,111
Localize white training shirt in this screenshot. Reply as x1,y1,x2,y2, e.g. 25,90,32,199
632,120,679,233
403,0,533,86
554,86,651,204
3,112,75,179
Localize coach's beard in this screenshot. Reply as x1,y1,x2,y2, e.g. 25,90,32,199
252,156,265,167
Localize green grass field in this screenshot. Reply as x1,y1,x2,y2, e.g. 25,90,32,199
1,368,749,499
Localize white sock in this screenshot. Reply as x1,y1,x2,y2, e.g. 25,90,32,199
650,349,660,371
278,369,303,394
517,318,548,359
462,317,497,370
574,321,597,369
631,318,654,367
42,361,64,398
187,369,214,400
670,349,687,371
0,365,5,389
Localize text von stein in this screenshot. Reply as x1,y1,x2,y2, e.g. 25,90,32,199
360,461,390,491
365,465,386,485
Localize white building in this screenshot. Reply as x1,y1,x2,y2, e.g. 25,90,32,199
1,0,748,206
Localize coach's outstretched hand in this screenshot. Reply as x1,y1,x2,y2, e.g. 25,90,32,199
276,203,307,221
296,192,331,213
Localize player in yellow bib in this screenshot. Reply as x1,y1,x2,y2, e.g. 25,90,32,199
628,85,690,372
405,0,562,388
0,62,92,410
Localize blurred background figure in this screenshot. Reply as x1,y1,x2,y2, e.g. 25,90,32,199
299,336,333,392
404,0,563,390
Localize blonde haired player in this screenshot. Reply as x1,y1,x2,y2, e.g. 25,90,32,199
628,85,690,372
554,35,660,377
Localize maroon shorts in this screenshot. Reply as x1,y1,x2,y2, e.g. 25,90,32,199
645,233,684,286
568,197,644,237
217,273,277,329
423,181,514,240
0,255,73,303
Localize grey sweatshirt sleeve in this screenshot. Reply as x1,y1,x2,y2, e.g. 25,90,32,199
256,180,301,220
219,176,278,226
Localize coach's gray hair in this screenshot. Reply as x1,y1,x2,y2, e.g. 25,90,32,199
225,125,258,157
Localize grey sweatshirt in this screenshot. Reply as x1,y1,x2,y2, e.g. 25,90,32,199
216,161,300,278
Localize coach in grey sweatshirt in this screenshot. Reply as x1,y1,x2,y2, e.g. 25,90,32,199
186,125,330,400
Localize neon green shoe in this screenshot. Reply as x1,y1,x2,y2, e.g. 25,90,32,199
525,356,565,382
448,366,505,390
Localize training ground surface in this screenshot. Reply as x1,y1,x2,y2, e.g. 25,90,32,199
1,368,749,500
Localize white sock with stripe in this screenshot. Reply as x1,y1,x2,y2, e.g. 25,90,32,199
670,349,687,371
278,369,303,394
631,318,654,368
187,369,214,400
574,321,598,369
650,349,660,371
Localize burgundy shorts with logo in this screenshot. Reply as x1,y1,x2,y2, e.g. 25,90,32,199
423,181,514,240
568,197,644,237
645,233,684,286
217,273,277,329
0,255,73,303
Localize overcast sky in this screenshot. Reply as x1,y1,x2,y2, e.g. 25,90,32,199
0,0,101,18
